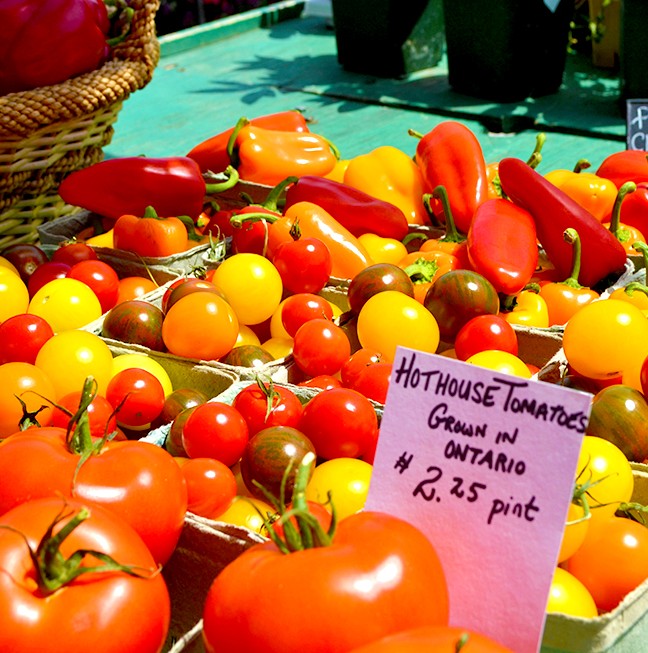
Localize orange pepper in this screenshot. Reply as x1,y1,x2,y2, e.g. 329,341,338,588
343,145,429,225
233,123,338,186
398,249,459,303
545,159,617,223
113,206,190,258
267,201,373,280
501,288,549,328
609,282,648,311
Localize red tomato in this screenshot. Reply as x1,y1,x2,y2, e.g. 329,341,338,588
272,236,333,295
182,402,249,466
178,456,238,518
27,261,71,297
271,499,333,540
106,368,166,428
292,318,351,377
0,497,170,653
454,314,519,361
232,381,304,437
566,515,648,613
1,243,48,283
281,293,334,338
51,390,118,440
299,387,378,460
51,241,98,266
352,361,392,404
298,375,343,390
0,426,187,564
0,314,54,365
202,511,449,653
340,347,383,388
67,259,120,313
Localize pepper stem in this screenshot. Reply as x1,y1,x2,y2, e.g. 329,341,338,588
204,165,240,195
608,181,637,240
226,117,250,168
560,228,585,289
428,185,467,241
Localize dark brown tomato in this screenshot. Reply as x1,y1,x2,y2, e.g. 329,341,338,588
165,406,198,457
347,263,415,315
1,243,49,283
101,300,166,351
220,345,275,369
423,269,499,343
239,425,316,501
164,278,228,313
157,387,209,426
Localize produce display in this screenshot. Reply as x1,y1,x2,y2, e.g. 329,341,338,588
1,107,648,653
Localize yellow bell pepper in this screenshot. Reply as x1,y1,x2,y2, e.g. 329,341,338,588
357,233,408,265
85,228,114,248
343,145,428,225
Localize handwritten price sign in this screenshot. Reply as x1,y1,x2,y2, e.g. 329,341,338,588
365,348,592,653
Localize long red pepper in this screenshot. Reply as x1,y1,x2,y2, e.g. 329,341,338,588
58,156,237,222
498,157,627,288
283,175,409,240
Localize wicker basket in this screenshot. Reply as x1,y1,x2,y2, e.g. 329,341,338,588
0,0,161,249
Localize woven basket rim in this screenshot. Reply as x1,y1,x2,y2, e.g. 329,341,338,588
0,0,161,139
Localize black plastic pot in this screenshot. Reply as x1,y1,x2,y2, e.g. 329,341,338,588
330,0,445,78
441,0,573,103
621,0,648,100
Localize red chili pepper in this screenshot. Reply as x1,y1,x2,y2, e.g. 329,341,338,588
466,198,538,295
0,0,116,95
283,175,409,241
596,150,648,188
409,120,489,234
498,157,627,288
186,111,310,174
58,157,238,222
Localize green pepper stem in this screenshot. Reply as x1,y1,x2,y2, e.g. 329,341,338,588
204,165,240,195
609,182,637,238
428,185,467,241
226,117,250,168
560,228,585,289
633,241,648,268
572,159,591,174
526,133,546,169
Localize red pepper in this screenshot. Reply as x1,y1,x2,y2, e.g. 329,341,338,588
466,197,538,296
283,175,409,241
186,111,310,174
58,157,238,222
0,0,130,95
613,181,648,236
409,121,489,234
498,157,627,288
596,150,648,188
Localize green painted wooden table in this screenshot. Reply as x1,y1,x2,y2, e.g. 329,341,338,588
105,1,628,174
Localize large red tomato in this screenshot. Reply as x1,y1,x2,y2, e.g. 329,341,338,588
202,510,449,653
0,497,170,653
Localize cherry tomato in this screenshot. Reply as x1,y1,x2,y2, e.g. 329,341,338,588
357,290,440,363
0,256,19,275
0,267,30,324
306,457,373,520
67,259,120,313
178,456,238,518
557,501,589,564
106,368,166,428
159,387,208,425
298,375,342,390
165,406,196,457
182,401,250,466
563,299,648,380
348,263,415,315
299,387,378,460
164,278,227,313
162,292,239,361
566,515,648,613
341,348,383,388
0,243,48,284
232,381,304,437
51,241,98,265
292,318,351,377
102,300,166,351
270,299,292,339
210,253,283,325
212,495,276,534
110,353,174,398
352,361,392,404
272,236,333,295
281,293,334,338
545,567,598,618
220,345,274,370
115,276,158,304
0,314,54,364
28,277,103,333
27,261,71,298
261,337,293,360
454,314,519,361
0,362,57,437
35,330,113,398
465,350,532,379
51,390,118,439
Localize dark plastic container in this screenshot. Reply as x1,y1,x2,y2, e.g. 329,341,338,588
330,0,445,78
621,0,648,100
441,0,573,103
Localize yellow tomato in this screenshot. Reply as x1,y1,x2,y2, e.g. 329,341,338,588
28,277,102,333
269,299,291,339
0,256,20,276
111,353,174,397
465,349,533,379
214,496,276,535
235,324,261,348
557,501,590,564
306,458,373,521
357,290,440,363
261,336,293,360
35,330,113,397
0,267,29,324
546,567,598,618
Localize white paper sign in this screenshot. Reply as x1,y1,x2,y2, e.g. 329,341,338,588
365,347,592,653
